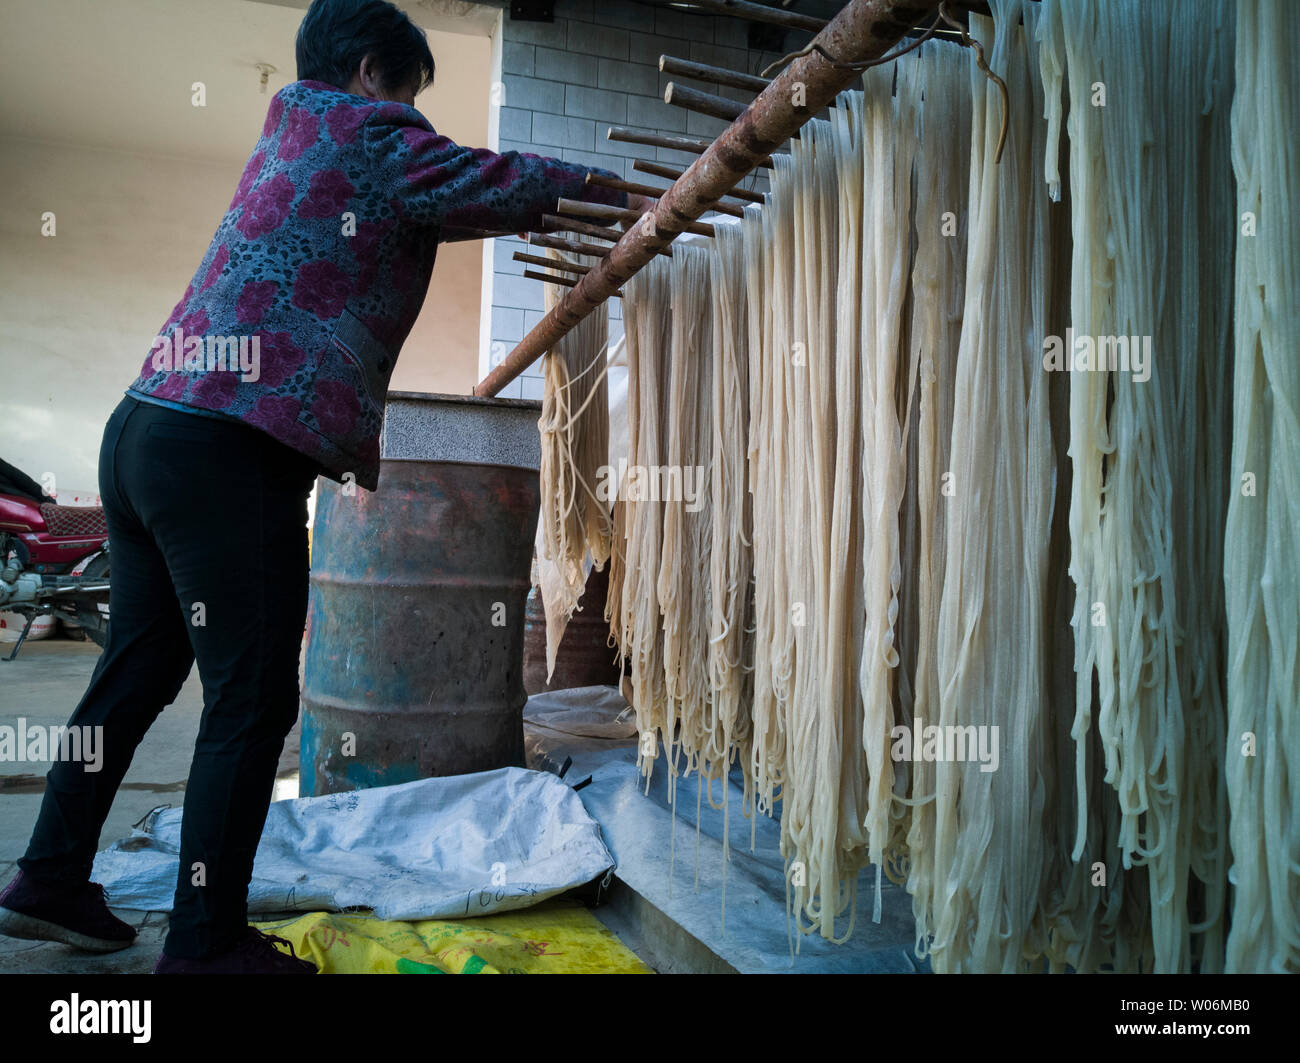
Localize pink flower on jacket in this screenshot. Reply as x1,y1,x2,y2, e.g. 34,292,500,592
311,380,360,437
262,95,285,138
402,126,446,150
401,129,458,184
351,217,392,260
191,371,239,410
154,373,188,401
247,394,307,440
376,103,411,126
254,331,307,387
230,152,265,210
541,161,574,184
236,173,295,239
179,308,210,337
235,280,278,324
325,102,369,145
299,169,355,219
292,260,352,319
200,245,230,292
479,154,517,190
278,109,320,162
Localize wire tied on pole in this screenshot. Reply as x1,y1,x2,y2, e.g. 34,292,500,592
938,2,1010,163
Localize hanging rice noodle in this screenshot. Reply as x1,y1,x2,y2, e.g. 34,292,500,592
779,110,865,942
657,243,715,807
898,38,971,961
746,195,788,823
589,0,1268,972
619,257,675,784
857,55,920,902
706,220,755,895
535,251,613,681
1046,0,1236,972
1225,0,1300,975
928,0,1056,973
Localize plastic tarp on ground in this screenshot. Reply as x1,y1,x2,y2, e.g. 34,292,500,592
91,767,614,920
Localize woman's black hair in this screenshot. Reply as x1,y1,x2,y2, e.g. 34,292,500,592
296,0,436,94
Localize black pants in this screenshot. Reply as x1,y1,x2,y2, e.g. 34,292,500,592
19,395,318,957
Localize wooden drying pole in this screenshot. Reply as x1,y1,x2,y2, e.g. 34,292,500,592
474,0,940,397
658,55,770,94
632,160,765,204
682,0,829,33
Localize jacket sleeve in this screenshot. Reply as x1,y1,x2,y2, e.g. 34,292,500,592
363,103,628,238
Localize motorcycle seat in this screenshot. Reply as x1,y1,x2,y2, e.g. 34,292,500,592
39,503,107,538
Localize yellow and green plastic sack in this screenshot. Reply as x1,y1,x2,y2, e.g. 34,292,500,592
253,898,652,974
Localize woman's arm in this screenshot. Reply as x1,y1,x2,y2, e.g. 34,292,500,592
363,103,629,238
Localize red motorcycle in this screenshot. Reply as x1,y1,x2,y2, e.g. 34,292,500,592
0,458,109,660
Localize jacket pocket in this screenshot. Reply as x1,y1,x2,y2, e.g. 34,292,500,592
296,308,393,464
329,308,393,408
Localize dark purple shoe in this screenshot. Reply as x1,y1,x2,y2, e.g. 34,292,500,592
0,870,137,953
153,927,318,974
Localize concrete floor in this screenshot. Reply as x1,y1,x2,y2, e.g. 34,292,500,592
0,637,301,973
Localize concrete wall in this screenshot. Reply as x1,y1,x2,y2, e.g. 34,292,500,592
477,0,794,398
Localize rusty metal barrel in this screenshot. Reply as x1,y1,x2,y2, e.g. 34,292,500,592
523,565,623,694
300,392,542,796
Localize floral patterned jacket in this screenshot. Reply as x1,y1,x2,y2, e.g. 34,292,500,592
128,79,626,491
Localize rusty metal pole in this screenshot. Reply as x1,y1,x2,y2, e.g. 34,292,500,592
474,0,938,397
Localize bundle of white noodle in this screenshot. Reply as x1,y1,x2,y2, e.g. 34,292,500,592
1162,0,1235,974
898,38,971,959
929,0,1055,973
1045,0,1235,972
1034,0,1152,975
706,220,755,858
657,243,715,807
536,251,612,680
618,257,674,784
778,111,865,942
745,197,787,823
1225,0,1299,975
857,52,921,906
